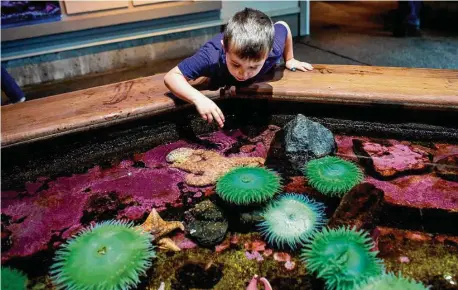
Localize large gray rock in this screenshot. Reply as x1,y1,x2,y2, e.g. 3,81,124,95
184,200,228,247
284,114,336,172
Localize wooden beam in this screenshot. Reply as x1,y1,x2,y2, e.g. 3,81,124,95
2,65,457,147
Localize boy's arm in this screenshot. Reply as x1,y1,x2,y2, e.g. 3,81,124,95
276,21,313,72
164,66,225,128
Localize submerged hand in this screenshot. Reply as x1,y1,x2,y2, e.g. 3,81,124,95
194,97,225,128
285,58,314,72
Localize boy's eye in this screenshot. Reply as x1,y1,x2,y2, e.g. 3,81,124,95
250,66,258,70
232,63,240,68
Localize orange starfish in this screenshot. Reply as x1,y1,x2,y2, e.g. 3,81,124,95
167,148,265,186
136,208,185,252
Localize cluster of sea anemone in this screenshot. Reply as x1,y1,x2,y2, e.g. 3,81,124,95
14,142,427,290
258,193,326,249
50,220,155,290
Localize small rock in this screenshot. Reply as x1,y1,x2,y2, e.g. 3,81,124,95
284,260,296,270
274,252,291,262
263,249,273,257
245,240,266,252
399,256,410,263
284,114,336,173
184,200,228,247
245,251,264,262
435,155,458,182
328,183,384,232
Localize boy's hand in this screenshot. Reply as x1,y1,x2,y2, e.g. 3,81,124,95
194,97,225,128
285,58,314,72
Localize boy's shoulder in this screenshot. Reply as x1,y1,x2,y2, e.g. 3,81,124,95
199,33,224,61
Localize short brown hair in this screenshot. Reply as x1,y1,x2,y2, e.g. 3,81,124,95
223,8,274,61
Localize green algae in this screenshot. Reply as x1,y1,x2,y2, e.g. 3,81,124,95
379,236,458,288
147,232,311,290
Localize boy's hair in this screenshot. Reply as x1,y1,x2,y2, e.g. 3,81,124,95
223,8,274,61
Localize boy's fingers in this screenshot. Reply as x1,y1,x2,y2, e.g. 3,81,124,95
303,62,314,70
217,107,225,122
201,113,208,121
206,113,213,124
213,112,224,128
296,65,308,72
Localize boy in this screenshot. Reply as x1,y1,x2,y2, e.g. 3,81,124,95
164,8,313,128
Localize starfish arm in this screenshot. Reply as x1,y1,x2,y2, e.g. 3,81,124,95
157,237,181,252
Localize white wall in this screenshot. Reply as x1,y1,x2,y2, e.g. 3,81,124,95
221,1,299,21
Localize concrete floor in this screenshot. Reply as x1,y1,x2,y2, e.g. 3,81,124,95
6,1,458,102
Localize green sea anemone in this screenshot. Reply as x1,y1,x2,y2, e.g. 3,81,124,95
1,267,28,290
301,227,383,290
50,220,155,290
304,156,363,197
354,272,429,290
216,166,281,205
258,193,326,249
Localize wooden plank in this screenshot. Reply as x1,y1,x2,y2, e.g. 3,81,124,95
0,74,220,147
2,65,457,148
239,65,458,109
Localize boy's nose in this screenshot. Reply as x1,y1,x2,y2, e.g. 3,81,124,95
239,70,250,80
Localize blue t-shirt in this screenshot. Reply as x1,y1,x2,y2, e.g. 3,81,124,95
178,23,288,89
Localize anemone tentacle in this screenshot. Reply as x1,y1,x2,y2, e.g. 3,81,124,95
304,156,363,197
301,227,384,290
216,166,281,205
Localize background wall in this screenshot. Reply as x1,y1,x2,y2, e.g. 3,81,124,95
1,1,302,87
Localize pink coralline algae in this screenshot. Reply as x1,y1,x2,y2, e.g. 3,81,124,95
366,175,458,211
0,128,283,262
335,135,370,162
1,163,185,262
1,188,89,262
171,232,198,250
354,140,431,178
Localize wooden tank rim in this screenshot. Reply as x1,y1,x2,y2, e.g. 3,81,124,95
2,64,458,148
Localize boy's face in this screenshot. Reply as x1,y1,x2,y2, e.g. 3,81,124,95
225,50,268,82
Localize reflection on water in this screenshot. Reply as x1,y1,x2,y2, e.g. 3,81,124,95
1,125,457,290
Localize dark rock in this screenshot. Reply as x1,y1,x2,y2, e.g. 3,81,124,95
80,192,125,225
435,155,458,182
1,225,13,253
269,275,323,290
173,262,223,290
184,200,228,247
226,210,264,233
328,183,384,232
283,114,336,173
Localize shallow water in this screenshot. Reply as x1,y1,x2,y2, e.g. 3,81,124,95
1,124,458,290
